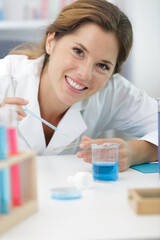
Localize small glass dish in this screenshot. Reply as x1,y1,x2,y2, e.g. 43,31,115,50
51,187,82,200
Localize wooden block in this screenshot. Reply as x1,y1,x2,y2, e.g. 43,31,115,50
128,188,160,215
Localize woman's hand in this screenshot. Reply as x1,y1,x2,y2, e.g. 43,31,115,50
1,97,28,121
77,136,158,172
77,135,133,171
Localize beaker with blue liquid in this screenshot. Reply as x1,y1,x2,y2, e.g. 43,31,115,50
91,143,120,181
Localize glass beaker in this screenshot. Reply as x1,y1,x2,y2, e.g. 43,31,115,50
91,143,120,181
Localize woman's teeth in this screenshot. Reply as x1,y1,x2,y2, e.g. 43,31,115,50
66,76,86,90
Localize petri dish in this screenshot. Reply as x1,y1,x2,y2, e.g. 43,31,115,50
51,187,82,200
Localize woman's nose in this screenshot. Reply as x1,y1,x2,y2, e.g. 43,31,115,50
78,60,93,82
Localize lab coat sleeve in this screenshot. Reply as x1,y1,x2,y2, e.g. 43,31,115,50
139,130,158,146
0,56,15,103
101,74,158,145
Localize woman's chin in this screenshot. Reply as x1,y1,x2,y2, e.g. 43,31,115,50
60,95,78,106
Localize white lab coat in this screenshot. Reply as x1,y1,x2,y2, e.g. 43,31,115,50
0,55,158,155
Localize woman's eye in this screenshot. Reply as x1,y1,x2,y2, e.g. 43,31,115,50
73,47,84,56
97,63,109,71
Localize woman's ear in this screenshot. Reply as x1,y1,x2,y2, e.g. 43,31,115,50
46,32,56,55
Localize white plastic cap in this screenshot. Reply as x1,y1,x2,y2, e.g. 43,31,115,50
67,172,93,190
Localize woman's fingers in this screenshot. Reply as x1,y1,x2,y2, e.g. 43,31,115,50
1,97,29,121
80,137,109,149
81,135,91,142
1,97,28,107
16,105,27,118
77,150,92,163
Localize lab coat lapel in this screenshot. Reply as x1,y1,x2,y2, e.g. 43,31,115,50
18,102,46,153
43,104,87,155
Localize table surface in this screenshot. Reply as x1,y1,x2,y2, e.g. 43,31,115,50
1,155,160,240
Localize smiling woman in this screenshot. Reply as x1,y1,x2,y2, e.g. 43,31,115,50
0,0,158,171
42,23,119,106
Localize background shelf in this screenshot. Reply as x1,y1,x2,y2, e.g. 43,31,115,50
0,19,50,30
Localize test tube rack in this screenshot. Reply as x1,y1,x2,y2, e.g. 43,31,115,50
0,150,38,235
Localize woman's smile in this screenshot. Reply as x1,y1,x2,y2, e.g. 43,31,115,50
65,75,88,93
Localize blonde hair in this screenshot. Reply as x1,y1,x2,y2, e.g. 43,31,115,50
9,0,133,73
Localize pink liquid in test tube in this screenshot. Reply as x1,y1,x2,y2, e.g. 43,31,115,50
7,127,18,155
10,163,21,206
6,105,21,206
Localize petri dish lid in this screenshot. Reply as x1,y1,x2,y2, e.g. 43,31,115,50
51,187,82,200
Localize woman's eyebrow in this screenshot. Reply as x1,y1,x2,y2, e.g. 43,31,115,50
74,42,89,53
101,59,114,66
74,42,114,66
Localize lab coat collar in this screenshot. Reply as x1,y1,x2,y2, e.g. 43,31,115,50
43,101,88,155
19,97,88,155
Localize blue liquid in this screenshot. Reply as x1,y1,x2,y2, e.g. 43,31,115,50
158,112,160,175
0,168,10,214
0,8,3,21
0,126,7,159
93,162,118,181
51,187,81,200
0,125,10,214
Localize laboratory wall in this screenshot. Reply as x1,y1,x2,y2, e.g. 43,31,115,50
117,0,160,98
105,0,160,139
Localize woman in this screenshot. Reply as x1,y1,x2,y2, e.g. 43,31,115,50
0,0,158,171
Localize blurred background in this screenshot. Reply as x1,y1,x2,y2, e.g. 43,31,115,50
0,0,159,97
0,0,159,140
117,0,160,99
0,0,159,98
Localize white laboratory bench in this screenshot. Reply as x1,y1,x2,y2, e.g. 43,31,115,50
0,155,160,240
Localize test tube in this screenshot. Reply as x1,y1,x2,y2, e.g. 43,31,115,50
6,105,21,206
156,98,160,175
6,105,18,155
0,107,10,214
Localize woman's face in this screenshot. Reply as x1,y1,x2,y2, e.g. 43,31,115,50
45,23,119,106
